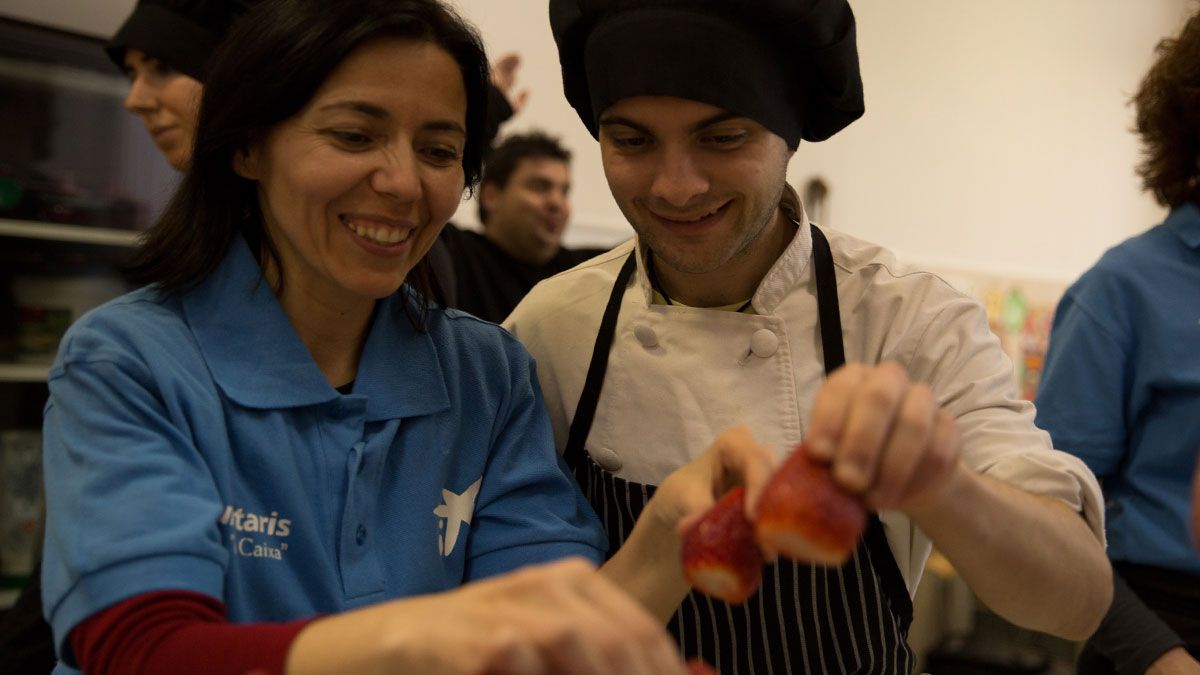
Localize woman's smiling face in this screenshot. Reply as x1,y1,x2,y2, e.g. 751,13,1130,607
236,37,467,308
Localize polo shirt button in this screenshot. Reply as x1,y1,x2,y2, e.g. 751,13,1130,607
355,524,367,545
750,329,779,358
633,324,658,348
591,447,622,472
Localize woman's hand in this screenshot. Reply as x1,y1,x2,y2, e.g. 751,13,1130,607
651,425,779,535
599,426,778,620
287,558,690,675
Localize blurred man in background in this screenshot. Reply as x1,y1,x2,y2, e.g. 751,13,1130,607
440,132,606,322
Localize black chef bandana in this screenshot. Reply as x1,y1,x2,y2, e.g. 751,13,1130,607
550,0,865,148
105,0,254,82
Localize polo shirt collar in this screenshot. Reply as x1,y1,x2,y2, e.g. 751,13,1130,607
182,237,449,419
1165,202,1200,249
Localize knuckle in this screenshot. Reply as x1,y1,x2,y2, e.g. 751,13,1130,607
898,405,933,436
862,381,900,410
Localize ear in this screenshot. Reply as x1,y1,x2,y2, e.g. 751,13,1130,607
480,182,501,215
232,144,262,181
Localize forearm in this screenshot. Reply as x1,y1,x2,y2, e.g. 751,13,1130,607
599,506,691,622
908,463,1111,640
286,599,420,675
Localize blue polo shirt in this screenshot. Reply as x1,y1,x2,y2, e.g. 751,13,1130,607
1036,203,1200,574
40,237,606,671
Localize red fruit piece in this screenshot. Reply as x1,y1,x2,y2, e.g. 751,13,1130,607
681,487,763,603
687,658,720,675
755,443,867,565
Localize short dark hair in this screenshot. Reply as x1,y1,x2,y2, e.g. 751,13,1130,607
477,132,571,223
126,0,490,328
1134,11,1200,209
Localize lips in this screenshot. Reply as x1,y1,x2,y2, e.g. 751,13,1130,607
650,201,731,229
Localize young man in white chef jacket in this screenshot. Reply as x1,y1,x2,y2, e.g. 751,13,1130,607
505,1,1112,673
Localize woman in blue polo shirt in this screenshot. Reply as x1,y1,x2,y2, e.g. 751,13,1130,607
37,1,771,673
1035,10,1200,675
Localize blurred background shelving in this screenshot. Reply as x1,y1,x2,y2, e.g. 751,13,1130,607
0,15,173,610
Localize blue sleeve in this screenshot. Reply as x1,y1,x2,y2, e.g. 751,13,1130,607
41,331,227,662
463,350,606,580
1034,285,1131,479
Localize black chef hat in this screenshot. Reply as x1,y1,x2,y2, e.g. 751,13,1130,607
549,0,864,147
105,0,257,82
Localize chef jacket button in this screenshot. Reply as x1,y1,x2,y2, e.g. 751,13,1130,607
750,329,780,358
591,447,623,473
633,324,658,348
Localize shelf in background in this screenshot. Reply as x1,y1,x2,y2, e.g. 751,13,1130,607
0,363,51,383
0,219,141,248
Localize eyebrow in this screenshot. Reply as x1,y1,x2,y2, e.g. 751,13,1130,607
597,110,747,134
315,100,466,134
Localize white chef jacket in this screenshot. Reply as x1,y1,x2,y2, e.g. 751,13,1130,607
505,209,1104,595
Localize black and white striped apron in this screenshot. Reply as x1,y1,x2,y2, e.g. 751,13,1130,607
563,225,916,675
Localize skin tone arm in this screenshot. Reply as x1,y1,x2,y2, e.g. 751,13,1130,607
804,362,1112,641
285,558,692,675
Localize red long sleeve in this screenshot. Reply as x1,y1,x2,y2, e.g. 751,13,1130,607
70,590,315,675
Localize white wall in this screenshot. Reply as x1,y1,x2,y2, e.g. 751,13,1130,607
0,0,129,38
453,0,1193,283
5,0,1192,283
796,1,1192,284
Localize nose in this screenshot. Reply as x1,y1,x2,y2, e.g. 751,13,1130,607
370,146,423,203
548,187,569,215
124,76,157,114
649,145,709,208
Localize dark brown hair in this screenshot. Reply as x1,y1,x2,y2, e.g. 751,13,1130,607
125,0,490,328
476,131,571,223
1134,10,1200,209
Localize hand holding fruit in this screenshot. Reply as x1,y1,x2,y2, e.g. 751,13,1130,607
804,362,962,513
681,442,866,602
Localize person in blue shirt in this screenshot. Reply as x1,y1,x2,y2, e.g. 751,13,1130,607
37,1,775,674
1035,10,1200,675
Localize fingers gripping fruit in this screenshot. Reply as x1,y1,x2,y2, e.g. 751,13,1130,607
680,487,764,603
755,443,867,565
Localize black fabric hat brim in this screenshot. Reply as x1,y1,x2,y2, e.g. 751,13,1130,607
584,8,803,148
551,0,865,145
105,3,216,82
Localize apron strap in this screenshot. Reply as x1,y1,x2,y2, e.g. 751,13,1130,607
810,224,845,375
563,251,637,468
811,224,914,627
